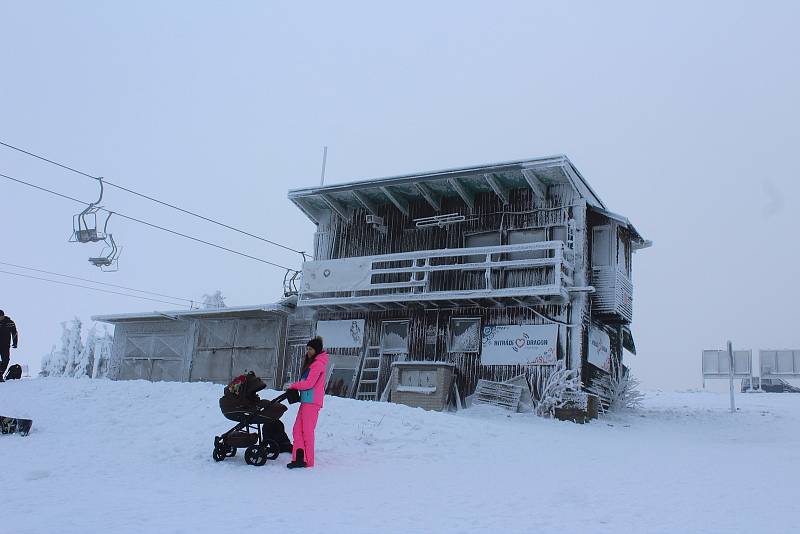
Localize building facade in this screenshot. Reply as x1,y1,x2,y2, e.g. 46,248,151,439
288,155,649,404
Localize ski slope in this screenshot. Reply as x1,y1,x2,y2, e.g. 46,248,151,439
2,378,798,534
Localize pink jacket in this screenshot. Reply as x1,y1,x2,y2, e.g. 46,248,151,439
290,351,329,407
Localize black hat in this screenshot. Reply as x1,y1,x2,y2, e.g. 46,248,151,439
306,336,323,355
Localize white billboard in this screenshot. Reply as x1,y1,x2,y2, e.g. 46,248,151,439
315,319,365,349
702,349,752,378
302,258,372,293
760,350,800,378
481,324,558,366
587,326,612,372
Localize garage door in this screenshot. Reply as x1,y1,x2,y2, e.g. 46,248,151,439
190,318,278,386
119,333,187,381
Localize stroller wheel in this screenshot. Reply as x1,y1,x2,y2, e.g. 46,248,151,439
262,439,280,461
212,446,227,462
245,445,268,466
226,446,237,458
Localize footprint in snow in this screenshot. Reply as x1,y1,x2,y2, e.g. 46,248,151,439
26,470,51,481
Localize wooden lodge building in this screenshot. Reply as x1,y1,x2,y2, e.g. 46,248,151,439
95,155,649,408
287,155,650,404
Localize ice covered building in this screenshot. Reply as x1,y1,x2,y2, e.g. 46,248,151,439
287,155,650,405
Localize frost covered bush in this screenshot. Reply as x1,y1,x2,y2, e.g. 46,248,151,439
529,360,580,417
607,361,644,412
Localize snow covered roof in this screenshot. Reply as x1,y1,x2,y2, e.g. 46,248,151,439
288,154,607,223
92,303,291,324
590,206,651,249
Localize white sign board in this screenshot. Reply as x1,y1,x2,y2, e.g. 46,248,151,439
315,319,365,348
760,350,800,378
302,258,372,293
702,350,752,378
587,326,612,372
481,324,558,365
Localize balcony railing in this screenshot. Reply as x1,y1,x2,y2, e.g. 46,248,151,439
298,241,574,308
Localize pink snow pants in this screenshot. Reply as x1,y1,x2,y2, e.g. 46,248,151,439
292,404,321,467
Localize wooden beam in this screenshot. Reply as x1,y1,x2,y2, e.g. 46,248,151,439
484,173,509,205
320,193,351,220
352,190,378,216
447,178,474,212
521,169,547,201
379,186,409,217
415,182,441,211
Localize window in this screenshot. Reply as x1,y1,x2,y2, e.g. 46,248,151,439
399,368,438,390
507,228,547,260
448,317,481,353
591,226,612,267
550,225,568,243
380,320,410,354
465,231,501,263
617,233,630,275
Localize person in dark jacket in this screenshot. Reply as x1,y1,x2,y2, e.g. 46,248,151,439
0,310,18,382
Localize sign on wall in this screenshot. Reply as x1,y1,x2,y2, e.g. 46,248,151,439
587,326,612,372
315,319,365,348
481,324,558,365
302,258,372,293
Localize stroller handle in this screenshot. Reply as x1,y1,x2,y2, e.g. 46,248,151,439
271,391,290,403
271,389,301,405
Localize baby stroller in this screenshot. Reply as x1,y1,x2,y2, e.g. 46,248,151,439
213,371,300,466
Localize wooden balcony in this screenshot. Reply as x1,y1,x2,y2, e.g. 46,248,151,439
298,241,574,309
591,267,633,322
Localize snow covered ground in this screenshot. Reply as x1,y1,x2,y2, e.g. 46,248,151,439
2,379,798,534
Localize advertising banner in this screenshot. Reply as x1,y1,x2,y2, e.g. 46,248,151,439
481,324,558,365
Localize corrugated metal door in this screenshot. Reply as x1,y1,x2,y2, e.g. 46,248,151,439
191,320,236,383
190,318,278,386
231,318,278,388
119,332,186,381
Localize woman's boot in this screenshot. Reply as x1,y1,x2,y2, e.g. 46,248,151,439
287,448,307,469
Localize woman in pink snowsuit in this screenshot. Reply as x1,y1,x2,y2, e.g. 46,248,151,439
286,336,328,469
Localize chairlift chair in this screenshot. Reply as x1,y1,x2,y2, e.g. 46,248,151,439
283,269,300,296
88,233,121,272
71,178,109,243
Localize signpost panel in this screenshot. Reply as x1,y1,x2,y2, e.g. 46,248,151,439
760,350,800,379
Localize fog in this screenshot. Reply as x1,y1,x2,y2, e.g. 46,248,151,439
2,1,798,389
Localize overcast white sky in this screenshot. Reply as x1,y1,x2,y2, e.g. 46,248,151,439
1,1,798,389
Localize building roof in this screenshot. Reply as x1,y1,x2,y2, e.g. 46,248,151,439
288,154,607,224
92,303,292,324
589,206,651,249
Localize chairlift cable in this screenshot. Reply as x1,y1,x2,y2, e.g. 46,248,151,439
0,260,197,304
0,140,310,259
0,269,190,307
0,171,295,271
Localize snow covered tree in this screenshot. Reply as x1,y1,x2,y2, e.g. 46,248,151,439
607,360,644,412
40,319,83,377
202,290,227,309
529,360,580,417
70,325,97,378
61,318,84,377
38,345,58,377
91,326,113,379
